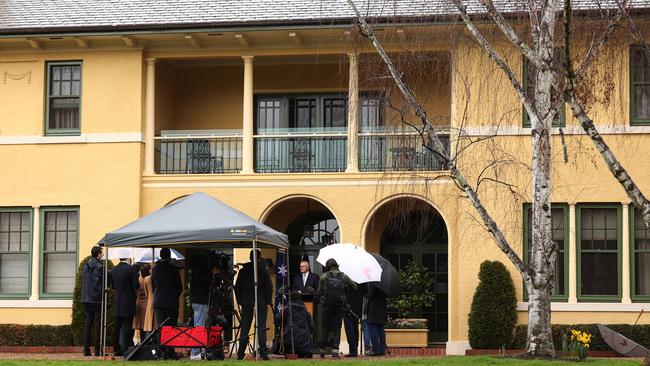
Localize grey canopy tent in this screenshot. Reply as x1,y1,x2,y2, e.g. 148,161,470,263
97,192,290,360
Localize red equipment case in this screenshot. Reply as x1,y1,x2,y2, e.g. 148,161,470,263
160,326,222,348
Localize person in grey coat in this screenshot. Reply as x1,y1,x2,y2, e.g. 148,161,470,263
81,246,104,357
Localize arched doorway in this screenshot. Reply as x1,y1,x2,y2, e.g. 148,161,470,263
365,197,448,344
262,196,340,285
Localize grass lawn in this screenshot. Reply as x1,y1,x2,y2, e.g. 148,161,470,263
0,357,642,366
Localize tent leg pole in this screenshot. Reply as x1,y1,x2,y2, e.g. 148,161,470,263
252,240,259,361
285,249,295,353
102,247,108,357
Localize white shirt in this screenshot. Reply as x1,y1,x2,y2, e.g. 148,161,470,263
303,272,308,286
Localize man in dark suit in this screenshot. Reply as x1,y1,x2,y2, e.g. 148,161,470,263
109,257,139,356
292,260,319,294
151,248,183,328
234,249,273,360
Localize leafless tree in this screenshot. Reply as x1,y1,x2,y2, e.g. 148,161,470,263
346,0,650,357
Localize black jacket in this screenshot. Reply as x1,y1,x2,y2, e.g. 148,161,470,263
365,284,387,325
189,257,211,305
291,272,319,294
345,285,363,317
81,257,103,304
151,260,183,309
235,261,273,306
280,301,314,354
109,261,139,317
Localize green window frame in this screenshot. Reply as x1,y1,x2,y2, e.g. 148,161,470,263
522,204,569,301
522,54,566,128
629,45,650,124
0,208,33,299
45,61,82,136
577,204,622,302
40,207,79,299
630,207,650,301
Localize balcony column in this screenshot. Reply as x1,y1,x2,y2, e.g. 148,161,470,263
144,58,156,175
29,206,40,300
241,56,255,174
346,52,359,173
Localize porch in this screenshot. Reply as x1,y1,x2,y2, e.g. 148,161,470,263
147,53,452,175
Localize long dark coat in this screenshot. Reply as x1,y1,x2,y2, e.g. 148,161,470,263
151,260,183,309
234,261,273,306
365,284,387,325
281,301,314,354
109,261,139,317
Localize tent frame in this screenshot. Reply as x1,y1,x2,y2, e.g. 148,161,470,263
100,238,294,361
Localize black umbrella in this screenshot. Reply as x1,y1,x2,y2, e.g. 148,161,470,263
369,253,401,297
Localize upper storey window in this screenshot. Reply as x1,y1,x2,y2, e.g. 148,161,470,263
46,62,82,135
631,46,650,124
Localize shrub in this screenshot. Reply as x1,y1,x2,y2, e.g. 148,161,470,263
468,260,517,349
0,324,71,346
24,325,72,346
512,324,650,351
387,261,435,319
71,255,115,346
0,324,27,346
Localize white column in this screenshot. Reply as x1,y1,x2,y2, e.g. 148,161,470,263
622,203,632,303
241,56,255,174
346,52,360,173
30,206,40,301
144,58,156,175
568,203,577,303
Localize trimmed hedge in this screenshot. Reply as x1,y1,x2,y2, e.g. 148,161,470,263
512,324,650,351
0,324,71,346
468,260,517,349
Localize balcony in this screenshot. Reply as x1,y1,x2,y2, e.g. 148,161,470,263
154,128,449,175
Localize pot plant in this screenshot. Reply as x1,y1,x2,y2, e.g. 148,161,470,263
386,261,435,347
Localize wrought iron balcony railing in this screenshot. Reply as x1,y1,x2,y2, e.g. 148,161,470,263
359,130,449,172
254,133,347,173
155,135,242,174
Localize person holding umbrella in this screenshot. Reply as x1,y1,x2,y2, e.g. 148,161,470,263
317,258,357,358
365,283,387,356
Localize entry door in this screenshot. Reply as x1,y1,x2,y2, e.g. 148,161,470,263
382,243,448,343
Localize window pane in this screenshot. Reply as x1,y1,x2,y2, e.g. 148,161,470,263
636,252,650,295
581,252,618,295
45,212,56,231
0,233,7,252
56,212,68,230
9,233,20,252
635,85,650,119
72,65,81,80
0,253,29,294
0,213,8,231
20,212,30,231
43,253,76,294
526,206,566,296
45,232,56,251
634,48,650,82
51,66,61,81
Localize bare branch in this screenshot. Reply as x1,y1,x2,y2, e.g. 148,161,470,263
480,0,542,68
346,0,531,280
448,0,538,125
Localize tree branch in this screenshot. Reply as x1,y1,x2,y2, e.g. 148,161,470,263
563,0,650,226
346,0,531,280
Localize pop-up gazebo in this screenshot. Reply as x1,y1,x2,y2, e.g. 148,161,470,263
97,192,289,359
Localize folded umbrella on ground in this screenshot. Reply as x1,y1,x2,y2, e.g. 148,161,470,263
316,243,382,283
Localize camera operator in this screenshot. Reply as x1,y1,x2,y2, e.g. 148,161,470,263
188,252,211,360
234,249,273,360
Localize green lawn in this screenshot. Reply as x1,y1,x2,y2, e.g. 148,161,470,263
0,357,642,366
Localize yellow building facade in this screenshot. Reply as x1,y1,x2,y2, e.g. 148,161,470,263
1,6,650,355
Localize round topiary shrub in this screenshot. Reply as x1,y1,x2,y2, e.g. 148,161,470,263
468,260,517,349
71,255,115,346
